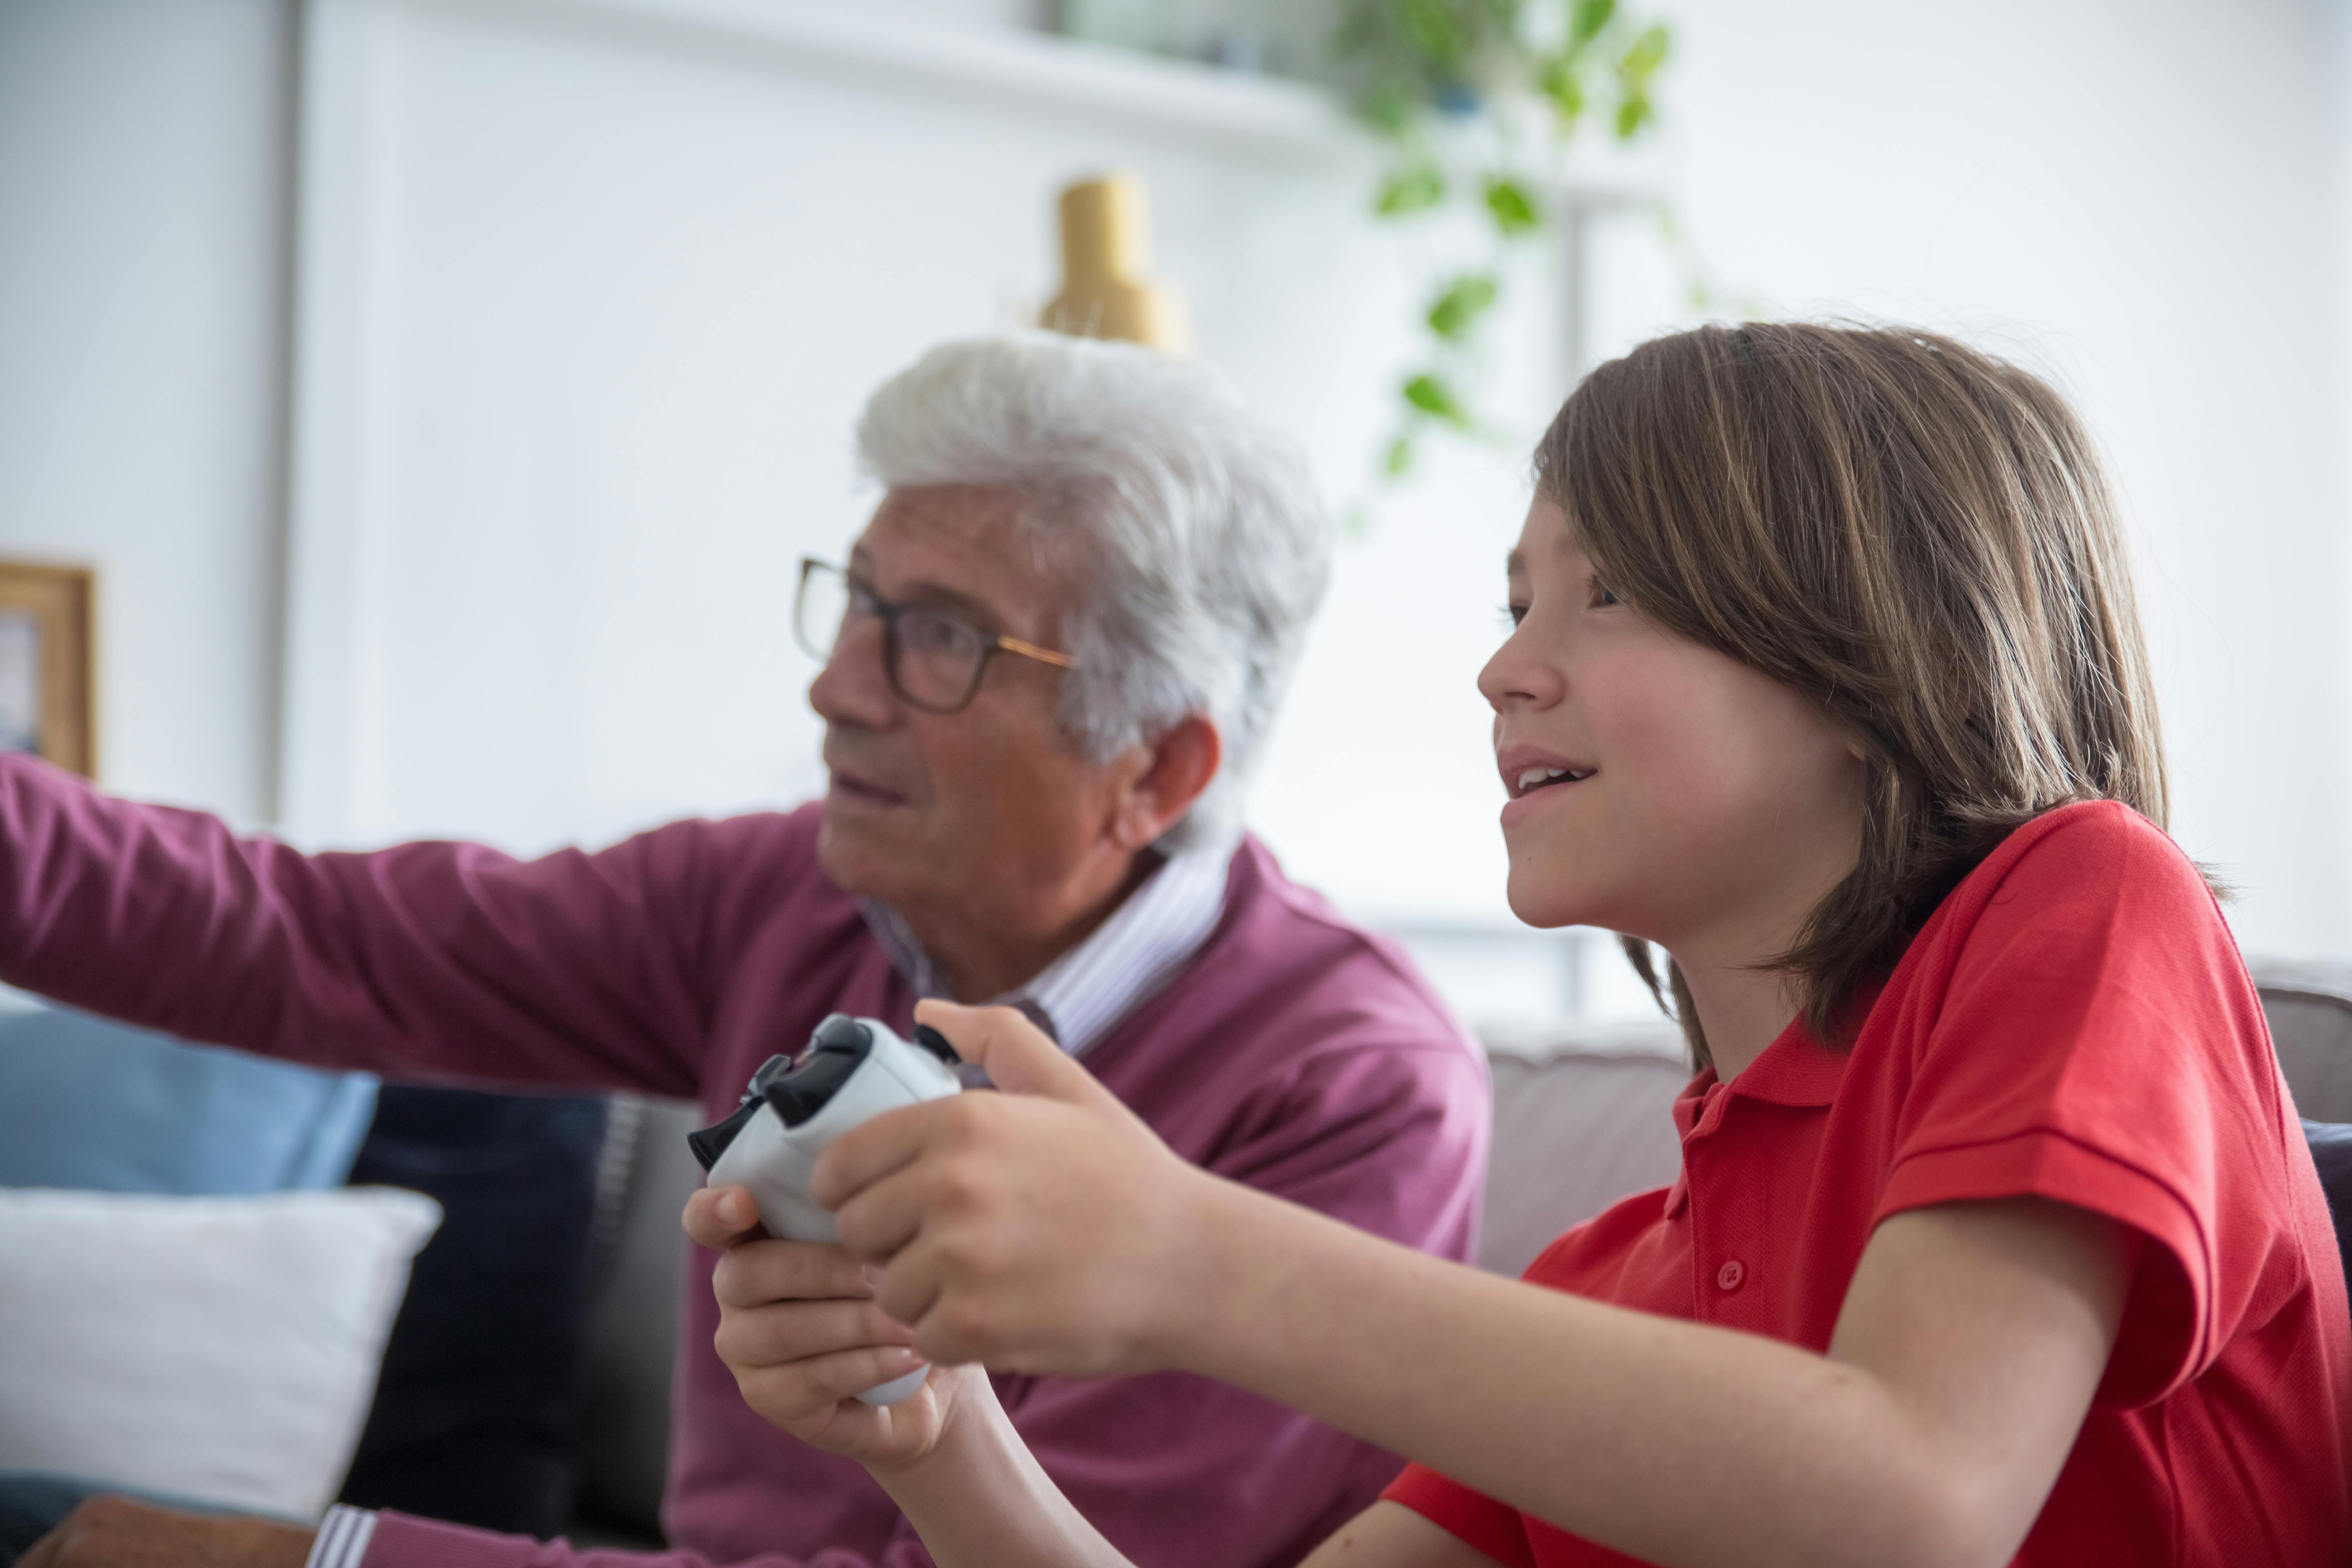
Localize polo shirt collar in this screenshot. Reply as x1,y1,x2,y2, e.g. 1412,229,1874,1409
858,841,1234,1059
1723,1016,1849,1107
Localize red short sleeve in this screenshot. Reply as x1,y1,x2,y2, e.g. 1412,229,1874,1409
1871,804,2288,1406
1382,1461,1536,1568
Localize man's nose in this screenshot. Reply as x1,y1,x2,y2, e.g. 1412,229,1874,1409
806,619,897,728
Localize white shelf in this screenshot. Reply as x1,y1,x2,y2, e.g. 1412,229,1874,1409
447,0,1376,162
430,0,1670,191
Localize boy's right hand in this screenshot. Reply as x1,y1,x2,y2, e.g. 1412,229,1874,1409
683,1184,976,1472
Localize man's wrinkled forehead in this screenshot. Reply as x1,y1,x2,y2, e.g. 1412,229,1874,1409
855,485,1069,635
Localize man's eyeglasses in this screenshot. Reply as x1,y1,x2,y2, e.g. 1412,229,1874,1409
793,557,1076,715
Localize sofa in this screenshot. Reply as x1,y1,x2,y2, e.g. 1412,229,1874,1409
552,958,2352,1545
5,960,2348,1550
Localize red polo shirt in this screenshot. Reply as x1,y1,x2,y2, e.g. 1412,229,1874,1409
1387,801,2352,1565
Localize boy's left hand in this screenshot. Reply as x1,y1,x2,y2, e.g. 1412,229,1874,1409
811,999,1218,1378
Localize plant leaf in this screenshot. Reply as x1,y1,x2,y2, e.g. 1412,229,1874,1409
1376,162,1448,215
1619,22,1670,79
1537,54,1586,128
1403,372,1474,428
1383,434,1417,478
1614,92,1653,139
1402,0,1461,68
1483,176,1544,236
1425,272,1501,341
1358,82,1420,136
1569,0,1616,46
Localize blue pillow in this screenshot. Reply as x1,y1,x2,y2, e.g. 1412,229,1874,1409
0,1002,378,1193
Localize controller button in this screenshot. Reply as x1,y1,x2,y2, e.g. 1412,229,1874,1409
1715,1259,1746,1292
810,1014,875,1054
912,1024,961,1065
744,1053,795,1101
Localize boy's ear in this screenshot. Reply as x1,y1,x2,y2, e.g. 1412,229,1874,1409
1111,717,1223,851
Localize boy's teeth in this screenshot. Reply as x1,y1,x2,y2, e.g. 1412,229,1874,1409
1518,766,1573,791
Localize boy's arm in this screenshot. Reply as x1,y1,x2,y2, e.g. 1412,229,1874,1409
1296,1504,1512,1568
1160,1185,2126,1568
824,1004,2131,1568
0,753,744,1098
873,1399,1504,1568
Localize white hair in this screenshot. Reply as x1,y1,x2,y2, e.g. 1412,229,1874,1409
856,333,1332,851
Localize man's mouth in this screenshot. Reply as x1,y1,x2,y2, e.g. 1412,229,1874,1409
826,766,908,808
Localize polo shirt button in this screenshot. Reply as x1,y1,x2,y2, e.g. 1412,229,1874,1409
1716,1259,1746,1292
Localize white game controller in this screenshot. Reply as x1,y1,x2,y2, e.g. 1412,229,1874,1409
688,1013,964,1405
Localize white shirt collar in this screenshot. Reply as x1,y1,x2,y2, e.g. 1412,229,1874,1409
858,844,1232,1058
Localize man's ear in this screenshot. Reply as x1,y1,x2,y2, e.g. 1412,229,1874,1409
1110,716,1223,851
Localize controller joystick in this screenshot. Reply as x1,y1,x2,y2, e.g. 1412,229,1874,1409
688,1013,964,1404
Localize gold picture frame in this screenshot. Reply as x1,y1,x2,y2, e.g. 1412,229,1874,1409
0,562,96,778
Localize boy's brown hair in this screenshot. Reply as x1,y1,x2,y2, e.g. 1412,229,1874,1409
1537,323,2178,1067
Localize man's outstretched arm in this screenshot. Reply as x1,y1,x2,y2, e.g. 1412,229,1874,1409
0,753,750,1099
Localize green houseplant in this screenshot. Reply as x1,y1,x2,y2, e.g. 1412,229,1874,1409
1332,0,1681,477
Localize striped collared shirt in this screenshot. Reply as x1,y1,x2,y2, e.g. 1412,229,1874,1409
859,843,1232,1058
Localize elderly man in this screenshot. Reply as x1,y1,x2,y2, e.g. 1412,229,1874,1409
7,334,1489,1568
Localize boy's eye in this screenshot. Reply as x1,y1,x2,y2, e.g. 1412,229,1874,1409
1499,602,1529,628
1591,582,1621,608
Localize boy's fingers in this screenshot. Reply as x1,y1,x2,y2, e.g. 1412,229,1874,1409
809,1098,946,1213
831,1163,935,1267
735,1343,929,1422
712,1295,914,1369
683,1184,766,1248
914,1000,1123,1113
710,1238,874,1309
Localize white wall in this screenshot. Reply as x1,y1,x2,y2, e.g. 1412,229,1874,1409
274,0,1558,923
5,0,2351,1011
1581,0,2352,960
0,0,296,826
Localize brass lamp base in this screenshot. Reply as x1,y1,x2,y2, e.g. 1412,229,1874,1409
1039,174,1192,355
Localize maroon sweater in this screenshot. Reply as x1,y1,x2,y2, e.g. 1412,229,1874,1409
0,756,1491,1568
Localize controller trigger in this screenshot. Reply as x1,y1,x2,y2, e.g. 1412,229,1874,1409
687,1098,763,1172
911,1024,960,1065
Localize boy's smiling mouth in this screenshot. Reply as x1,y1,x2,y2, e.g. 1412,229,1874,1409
1513,764,1594,795
1498,746,1599,800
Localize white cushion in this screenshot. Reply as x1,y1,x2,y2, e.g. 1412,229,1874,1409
0,1186,441,1520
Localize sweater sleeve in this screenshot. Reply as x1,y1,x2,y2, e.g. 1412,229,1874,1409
359,1511,944,1568
0,753,802,1099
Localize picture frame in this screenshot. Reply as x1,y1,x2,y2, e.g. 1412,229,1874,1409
0,562,96,778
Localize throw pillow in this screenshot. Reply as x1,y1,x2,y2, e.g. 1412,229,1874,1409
0,1187,441,1520
0,1002,378,1194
